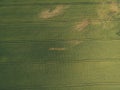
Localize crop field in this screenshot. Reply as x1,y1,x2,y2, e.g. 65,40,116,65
0,0,120,90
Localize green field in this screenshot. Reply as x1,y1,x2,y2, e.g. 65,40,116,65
0,0,120,90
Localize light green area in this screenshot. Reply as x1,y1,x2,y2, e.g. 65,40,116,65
0,0,120,90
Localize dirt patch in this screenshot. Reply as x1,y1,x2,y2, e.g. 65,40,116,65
97,1,119,19
39,5,69,19
49,47,66,51
73,20,89,32
96,1,119,29
110,2,119,13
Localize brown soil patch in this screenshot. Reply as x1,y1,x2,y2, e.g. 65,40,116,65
96,1,119,29
97,1,119,19
39,5,69,19
110,2,119,13
73,20,89,31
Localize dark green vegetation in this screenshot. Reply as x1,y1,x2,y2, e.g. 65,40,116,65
0,0,120,90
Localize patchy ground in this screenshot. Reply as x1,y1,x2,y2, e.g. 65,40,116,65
39,5,69,19
73,20,89,32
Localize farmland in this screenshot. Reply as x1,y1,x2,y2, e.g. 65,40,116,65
0,0,120,90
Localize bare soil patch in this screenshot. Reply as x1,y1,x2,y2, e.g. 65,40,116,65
39,5,69,19
73,20,89,32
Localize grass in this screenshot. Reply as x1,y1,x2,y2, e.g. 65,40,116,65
0,0,120,90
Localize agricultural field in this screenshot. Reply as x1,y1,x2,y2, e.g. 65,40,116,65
0,0,120,90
